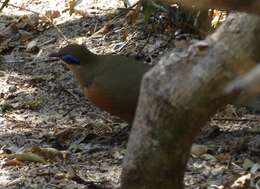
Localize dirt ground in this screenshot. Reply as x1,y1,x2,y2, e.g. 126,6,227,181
0,0,259,189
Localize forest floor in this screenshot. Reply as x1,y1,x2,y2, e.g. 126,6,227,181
0,0,259,188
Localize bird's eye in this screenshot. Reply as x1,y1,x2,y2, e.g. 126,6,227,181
62,54,80,65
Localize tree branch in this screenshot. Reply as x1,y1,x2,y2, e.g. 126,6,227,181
120,13,260,189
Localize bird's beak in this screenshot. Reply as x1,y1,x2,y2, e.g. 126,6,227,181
49,52,61,58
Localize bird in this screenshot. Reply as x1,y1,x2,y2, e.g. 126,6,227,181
49,44,152,123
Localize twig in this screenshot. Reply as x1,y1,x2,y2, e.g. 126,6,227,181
32,58,61,63
121,0,131,8
137,33,151,55
62,87,80,103
88,1,139,39
63,108,74,117
112,1,139,22
3,60,25,64
4,2,69,43
3,58,59,64
117,32,136,52
0,0,9,12
212,117,260,122
117,7,135,11
39,38,57,47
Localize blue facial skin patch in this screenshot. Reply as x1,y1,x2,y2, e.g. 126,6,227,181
62,54,80,65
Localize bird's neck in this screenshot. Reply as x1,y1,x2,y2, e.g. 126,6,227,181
67,53,101,88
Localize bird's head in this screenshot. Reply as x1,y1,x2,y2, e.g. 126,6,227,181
49,44,93,65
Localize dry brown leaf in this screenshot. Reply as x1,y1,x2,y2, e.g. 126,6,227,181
45,10,61,20
216,153,231,161
94,23,114,36
15,152,45,163
73,9,89,17
2,159,24,167
0,22,18,39
17,14,40,30
230,174,251,189
19,30,33,42
126,2,141,24
30,146,64,161
211,10,227,28
68,0,76,16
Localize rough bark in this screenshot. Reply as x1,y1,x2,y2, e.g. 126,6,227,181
120,13,260,189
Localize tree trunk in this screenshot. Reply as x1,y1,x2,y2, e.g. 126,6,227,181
120,13,260,189
161,0,260,15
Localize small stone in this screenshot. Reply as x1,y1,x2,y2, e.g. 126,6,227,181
243,158,254,170
8,85,17,93
191,144,208,157
211,166,225,176
201,154,217,161
26,40,39,54
0,116,4,127
0,71,5,77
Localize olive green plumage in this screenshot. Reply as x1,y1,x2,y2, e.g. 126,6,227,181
50,44,151,122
